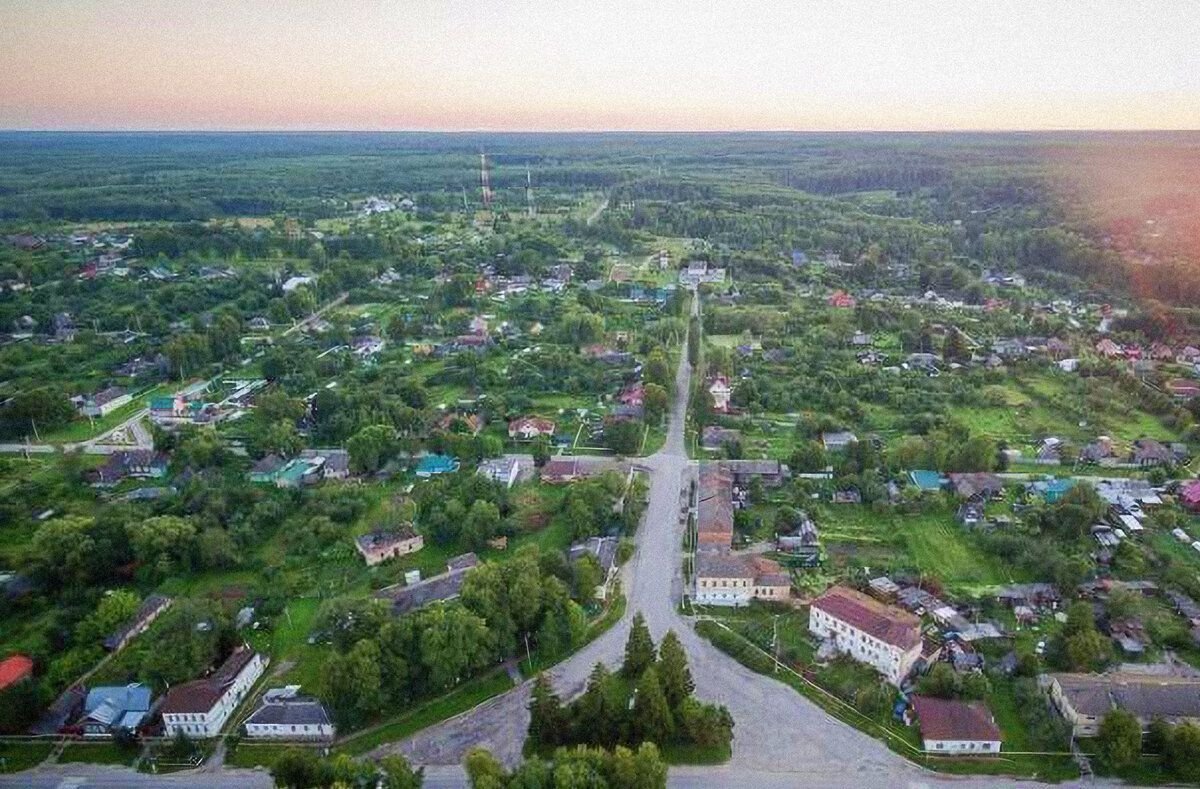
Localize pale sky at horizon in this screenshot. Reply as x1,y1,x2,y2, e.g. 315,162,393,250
1,1,1198,132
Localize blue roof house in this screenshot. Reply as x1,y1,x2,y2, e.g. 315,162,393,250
80,683,152,736
416,454,460,478
909,470,946,492
1033,478,1076,504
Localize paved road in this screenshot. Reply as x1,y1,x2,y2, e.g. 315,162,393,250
0,764,272,788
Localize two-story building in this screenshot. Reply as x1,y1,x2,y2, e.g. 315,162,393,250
809,585,922,686
161,647,266,738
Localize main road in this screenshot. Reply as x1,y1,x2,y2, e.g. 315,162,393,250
2,298,1097,788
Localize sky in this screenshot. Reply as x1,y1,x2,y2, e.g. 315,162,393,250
1,0,1198,132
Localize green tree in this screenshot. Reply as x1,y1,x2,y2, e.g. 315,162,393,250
643,383,669,425
605,419,643,456
676,697,734,748
574,663,621,748
348,424,395,472
531,434,551,467
74,589,140,646
379,755,423,789
656,631,694,711
126,515,197,576
916,663,960,699
270,747,329,788
464,747,507,789
644,350,671,390
1166,722,1200,782
623,612,656,678
323,638,384,728
632,666,674,744
571,554,604,603
418,605,492,691
463,500,502,551
1097,709,1142,770
528,673,565,747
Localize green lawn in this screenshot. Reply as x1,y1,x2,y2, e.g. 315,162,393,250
334,670,516,756
57,742,139,766
226,741,311,770
817,505,1019,594
0,742,55,773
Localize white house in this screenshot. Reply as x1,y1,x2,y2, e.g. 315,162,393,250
478,456,520,488
161,647,266,738
708,376,732,413
809,585,921,686
80,387,132,418
911,695,1002,755
243,687,334,741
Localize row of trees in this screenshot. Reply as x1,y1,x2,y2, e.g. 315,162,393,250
465,743,667,789
269,749,421,788
1097,710,1200,781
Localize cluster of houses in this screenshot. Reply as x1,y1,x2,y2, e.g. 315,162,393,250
806,583,1004,755
26,640,332,742
149,380,265,429
807,562,1200,753
692,462,792,607
249,449,351,488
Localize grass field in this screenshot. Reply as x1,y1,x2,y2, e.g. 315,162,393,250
817,505,1020,594
0,741,55,773
57,742,139,766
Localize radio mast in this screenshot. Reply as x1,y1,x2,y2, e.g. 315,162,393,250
479,153,492,209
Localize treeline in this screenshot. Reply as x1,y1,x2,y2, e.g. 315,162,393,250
314,545,600,729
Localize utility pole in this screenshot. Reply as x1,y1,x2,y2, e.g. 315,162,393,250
773,614,780,673
525,167,535,217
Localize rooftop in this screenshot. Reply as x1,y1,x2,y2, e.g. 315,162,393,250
912,695,1002,743
812,585,921,650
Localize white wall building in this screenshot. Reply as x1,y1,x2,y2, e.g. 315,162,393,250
809,585,921,686
244,688,334,741
161,647,266,738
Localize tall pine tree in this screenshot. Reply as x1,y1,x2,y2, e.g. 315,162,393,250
575,662,620,747
623,612,656,678
528,673,565,747
656,630,694,711
632,666,674,745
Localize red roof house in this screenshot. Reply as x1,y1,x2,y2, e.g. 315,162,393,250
0,654,34,692
911,695,1002,754
828,290,856,309
1181,480,1200,513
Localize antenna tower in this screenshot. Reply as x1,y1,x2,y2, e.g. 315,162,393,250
480,153,492,209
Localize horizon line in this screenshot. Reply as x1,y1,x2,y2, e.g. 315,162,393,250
2,127,1200,136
